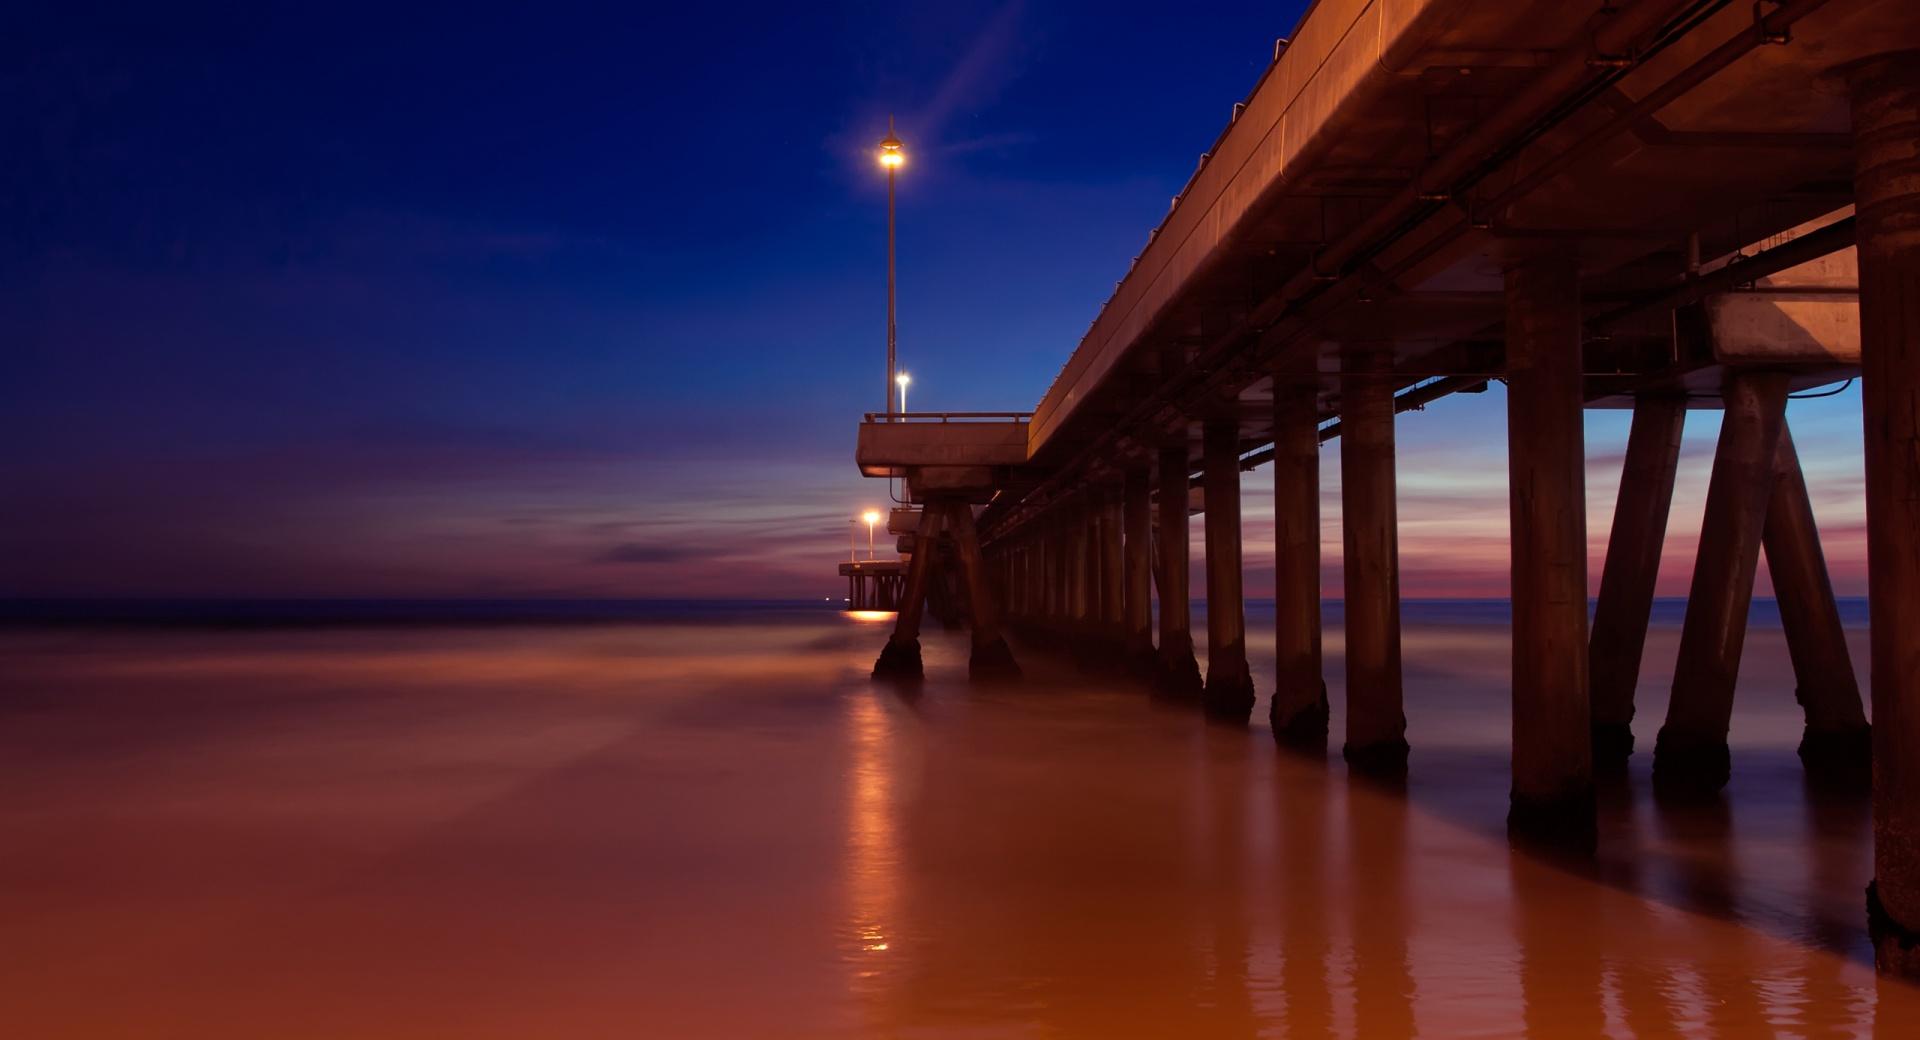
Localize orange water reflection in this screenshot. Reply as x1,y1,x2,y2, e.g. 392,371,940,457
0,613,1914,1036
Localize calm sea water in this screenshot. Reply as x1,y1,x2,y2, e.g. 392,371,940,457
2,599,1913,1037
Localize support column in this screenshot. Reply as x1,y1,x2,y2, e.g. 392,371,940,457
1270,370,1328,749
1079,491,1102,654
1066,501,1088,629
1123,466,1156,674
947,500,1022,681
1653,371,1789,794
1202,418,1255,722
1764,421,1870,774
873,505,942,680
1849,51,1920,979
1158,441,1203,695
1099,486,1126,650
1505,255,1594,844
1589,396,1687,762
1059,514,1075,629
1341,347,1408,773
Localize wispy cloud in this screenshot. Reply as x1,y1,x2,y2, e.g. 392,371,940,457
593,542,700,565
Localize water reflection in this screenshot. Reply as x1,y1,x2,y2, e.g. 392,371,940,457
831,611,1920,1036
4,610,1919,1036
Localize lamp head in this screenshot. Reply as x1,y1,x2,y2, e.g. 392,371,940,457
862,510,882,526
895,372,911,387
878,121,905,169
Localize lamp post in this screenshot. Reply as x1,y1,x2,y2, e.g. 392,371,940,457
896,371,911,416
863,510,882,561
849,519,857,563
879,120,904,420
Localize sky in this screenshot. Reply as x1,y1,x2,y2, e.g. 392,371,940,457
2,1,1871,601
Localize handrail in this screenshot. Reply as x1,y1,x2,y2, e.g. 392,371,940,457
861,411,1032,423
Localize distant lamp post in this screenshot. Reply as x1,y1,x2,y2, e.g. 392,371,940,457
849,518,857,563
878,119,905,421
896,371,911,416
862,509,882,560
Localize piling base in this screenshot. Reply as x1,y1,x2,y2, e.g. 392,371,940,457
1798,723,1871,789
1869,882,1920,979
871,637,924,681
1591,721,1635,766
1343,738,1411,781
969,639,1023,682
1124,642,1159,683
1157,653,1204,700
1271,687,1330,753
1070,633,1129,673
1203,675,1257,724
1651,726,1730,797
1507,790,1598,855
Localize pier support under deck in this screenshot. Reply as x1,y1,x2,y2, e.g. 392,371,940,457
1070,499,1092,632
1849,51,1920,980
1158,442,1203,696
1763,423,1869,776
1270,371,1328,749
1589,396,1686,763
1202,419,1255,722
1654,371,1788,796
947,500,1022,681
1504,255,1594,844
1123,467,1156,675
873,506,941,680
1340,347,1408,773
1099,486,1126,659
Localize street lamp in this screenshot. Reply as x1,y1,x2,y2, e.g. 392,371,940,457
878,119,905,421
862,509,882,560
896,371,911,416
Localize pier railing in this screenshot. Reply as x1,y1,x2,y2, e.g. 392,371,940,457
862,411,1033,424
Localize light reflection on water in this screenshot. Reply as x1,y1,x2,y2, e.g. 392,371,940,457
0,603,1914,1036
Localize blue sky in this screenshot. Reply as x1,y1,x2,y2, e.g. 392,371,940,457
1,1,1869,599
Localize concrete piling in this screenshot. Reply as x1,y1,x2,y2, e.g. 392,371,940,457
1503,255,1594,845
1158,441,1203,696
1589,396,1686,762
1270,371,1328,750
1848,50,1920,980
1201,418,1255,722
1654,371,1788,796
1123,467,1157,675
947,500,1022,681
1339,348,1408,774
873,505,941,680
1762,422,1870,776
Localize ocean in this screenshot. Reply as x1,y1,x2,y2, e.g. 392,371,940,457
2,598,1911,1036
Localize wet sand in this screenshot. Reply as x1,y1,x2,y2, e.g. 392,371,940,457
2,604,1916,1037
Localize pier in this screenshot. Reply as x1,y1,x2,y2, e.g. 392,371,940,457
852,0,1920,977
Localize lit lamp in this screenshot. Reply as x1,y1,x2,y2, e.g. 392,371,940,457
895,371,911,416
862,509,882,560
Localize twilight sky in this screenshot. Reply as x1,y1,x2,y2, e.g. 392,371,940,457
3,1,1870,600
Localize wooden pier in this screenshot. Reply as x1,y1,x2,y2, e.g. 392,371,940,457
850,0,1920,978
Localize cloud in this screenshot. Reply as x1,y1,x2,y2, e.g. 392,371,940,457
593,542,700,565
917,1,1028,144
